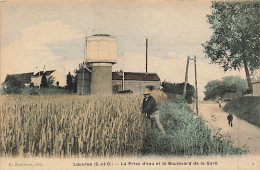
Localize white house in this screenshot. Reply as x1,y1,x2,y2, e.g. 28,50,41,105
31,70,66,87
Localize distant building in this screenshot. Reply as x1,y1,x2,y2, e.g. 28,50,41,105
250,69,260,96
112,72,160,94
1,70,66,88
31,70,66,87
76,69,161,95
252,81,260,96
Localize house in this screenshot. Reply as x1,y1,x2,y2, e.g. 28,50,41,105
31,70,66,87
112,72,160,94
76,69,161,94
2,70,66,88
252,81,260,96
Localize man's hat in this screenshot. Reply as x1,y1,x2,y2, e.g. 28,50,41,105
143,89,152,95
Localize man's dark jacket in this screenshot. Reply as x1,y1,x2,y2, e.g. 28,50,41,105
142,95,158,117
227,114,233,121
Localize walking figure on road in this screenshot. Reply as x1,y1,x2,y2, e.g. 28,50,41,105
217,97,222,108
227,113,233,127
142,92,166,135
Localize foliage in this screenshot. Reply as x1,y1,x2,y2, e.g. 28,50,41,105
73,75,77,93
40,73,48,88
47,76,55,87
161,81,195,103
203,1,260,91
65,72,73,91
222,76,248,92
204,76,247,100
141,96,246,156
22,87,71,95
2,75,24,94
224,96,260,127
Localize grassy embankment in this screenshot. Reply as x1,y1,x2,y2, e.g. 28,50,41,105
141,96,246,156
223,96,260,127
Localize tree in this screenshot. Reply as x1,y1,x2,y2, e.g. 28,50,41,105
222,76,248,92
66,72,73,91
73,75,77,93
3,75,24,94
47,76,55,87
161,81,195,103
203,1,260,92
203,76,247,100
40,73,48,88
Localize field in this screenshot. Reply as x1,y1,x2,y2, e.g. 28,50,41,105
0,92,245,158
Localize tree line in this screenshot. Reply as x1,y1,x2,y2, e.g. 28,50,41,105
203,76,248,100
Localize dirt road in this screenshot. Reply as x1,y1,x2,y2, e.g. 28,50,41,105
196,101,260,155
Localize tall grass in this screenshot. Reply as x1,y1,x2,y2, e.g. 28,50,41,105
0,92,245,157
0,94,149,157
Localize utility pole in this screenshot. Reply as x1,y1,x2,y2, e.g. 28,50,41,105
146,38,148,73
194,56,199,115
183,56,190,97
81,37,87,95
122,56,125,90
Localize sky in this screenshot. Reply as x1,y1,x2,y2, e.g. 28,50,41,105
0,0,246,98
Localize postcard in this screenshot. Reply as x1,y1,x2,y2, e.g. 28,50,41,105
0,0,259,169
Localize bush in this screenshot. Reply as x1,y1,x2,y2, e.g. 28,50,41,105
22,87,71,95
3,75,24,94
161,81,195,103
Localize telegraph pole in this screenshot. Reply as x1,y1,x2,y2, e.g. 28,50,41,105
194,56,199,115
146,38,148,73
81,37,87,95
183,56,190,97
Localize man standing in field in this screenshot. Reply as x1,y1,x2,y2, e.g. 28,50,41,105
227,113,233,127
142,92,166,135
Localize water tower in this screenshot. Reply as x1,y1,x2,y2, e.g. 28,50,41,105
86,34,117,95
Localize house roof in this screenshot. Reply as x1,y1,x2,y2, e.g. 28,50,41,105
112,72,160,81
32,70,55,77
76,67,92,73
2,72,34,85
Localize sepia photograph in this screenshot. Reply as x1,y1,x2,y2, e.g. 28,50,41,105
0,0,259,169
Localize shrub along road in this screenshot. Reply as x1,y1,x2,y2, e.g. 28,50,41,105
197,101,260,155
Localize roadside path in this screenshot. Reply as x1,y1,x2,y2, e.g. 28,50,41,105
196,101,260,155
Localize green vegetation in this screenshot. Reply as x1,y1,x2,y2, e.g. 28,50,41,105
2,75,24,94
224,96,260,127
141,96,246,156
161,81,195,103
203,1,260,92
204,76,247,100
22,87,71,95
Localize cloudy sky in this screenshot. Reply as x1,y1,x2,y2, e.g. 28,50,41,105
0,0,246,98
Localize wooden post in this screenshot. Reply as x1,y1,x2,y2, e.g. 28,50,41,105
194,56,199,115
183,56,190,97
146,38,148,73
81,37,87,94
